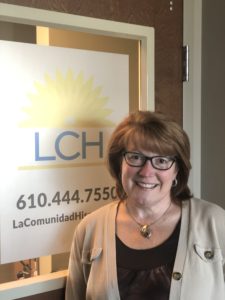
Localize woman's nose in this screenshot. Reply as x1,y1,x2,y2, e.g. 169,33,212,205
138,160,155,176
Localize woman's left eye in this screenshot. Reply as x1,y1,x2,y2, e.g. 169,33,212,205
154,157,170,165
159,158,168,163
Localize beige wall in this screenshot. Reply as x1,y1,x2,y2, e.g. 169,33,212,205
201,0,225,208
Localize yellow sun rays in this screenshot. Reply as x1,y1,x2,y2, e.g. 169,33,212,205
20,70,115,128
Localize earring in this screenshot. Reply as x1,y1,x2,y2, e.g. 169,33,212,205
172,178,178,187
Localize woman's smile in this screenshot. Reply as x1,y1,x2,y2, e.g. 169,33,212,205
134,179,160,190
121,149,178,205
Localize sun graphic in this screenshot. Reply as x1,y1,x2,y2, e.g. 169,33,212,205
20,69,115,128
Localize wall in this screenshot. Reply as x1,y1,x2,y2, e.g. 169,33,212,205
201,0,225,208
184,0,225,208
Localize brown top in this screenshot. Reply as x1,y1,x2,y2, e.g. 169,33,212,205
116,219,181,300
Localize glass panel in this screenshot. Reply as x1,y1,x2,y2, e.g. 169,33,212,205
0,21,139,282
36,26,140,112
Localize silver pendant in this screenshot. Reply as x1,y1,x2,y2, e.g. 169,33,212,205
140,224,152,239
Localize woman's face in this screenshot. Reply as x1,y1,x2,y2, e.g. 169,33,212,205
121,147,178,207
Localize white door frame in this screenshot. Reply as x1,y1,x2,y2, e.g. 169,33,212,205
0,3,154,111
183,0,202,198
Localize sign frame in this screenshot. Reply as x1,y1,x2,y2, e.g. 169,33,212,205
0,3,154,111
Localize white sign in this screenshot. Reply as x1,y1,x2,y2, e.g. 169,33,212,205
0,41,129,263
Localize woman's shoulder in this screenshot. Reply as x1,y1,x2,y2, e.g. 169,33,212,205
77,200,120,228
189,197,225,220
188,198,225,253
73,200,120,245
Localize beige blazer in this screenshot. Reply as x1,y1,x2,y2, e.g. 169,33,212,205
65,198,225,300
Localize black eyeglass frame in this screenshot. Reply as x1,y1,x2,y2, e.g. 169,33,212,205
123,151,177,170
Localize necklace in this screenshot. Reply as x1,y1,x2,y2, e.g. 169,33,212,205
125,201,172,239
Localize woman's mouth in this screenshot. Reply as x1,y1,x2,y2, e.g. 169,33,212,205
136,181,159,189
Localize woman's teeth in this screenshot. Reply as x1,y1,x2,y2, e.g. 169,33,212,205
137,182,158,189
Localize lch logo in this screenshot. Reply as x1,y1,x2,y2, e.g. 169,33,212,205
18,70,115,169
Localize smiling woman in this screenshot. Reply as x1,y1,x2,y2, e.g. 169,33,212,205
107,110,191,201
66,110,225,300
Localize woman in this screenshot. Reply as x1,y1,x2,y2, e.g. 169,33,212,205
66,111,225,300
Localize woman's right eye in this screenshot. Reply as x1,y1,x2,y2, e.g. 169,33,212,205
129,153,142,160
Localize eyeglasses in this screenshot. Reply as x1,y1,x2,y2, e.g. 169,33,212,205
123,151,176,170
